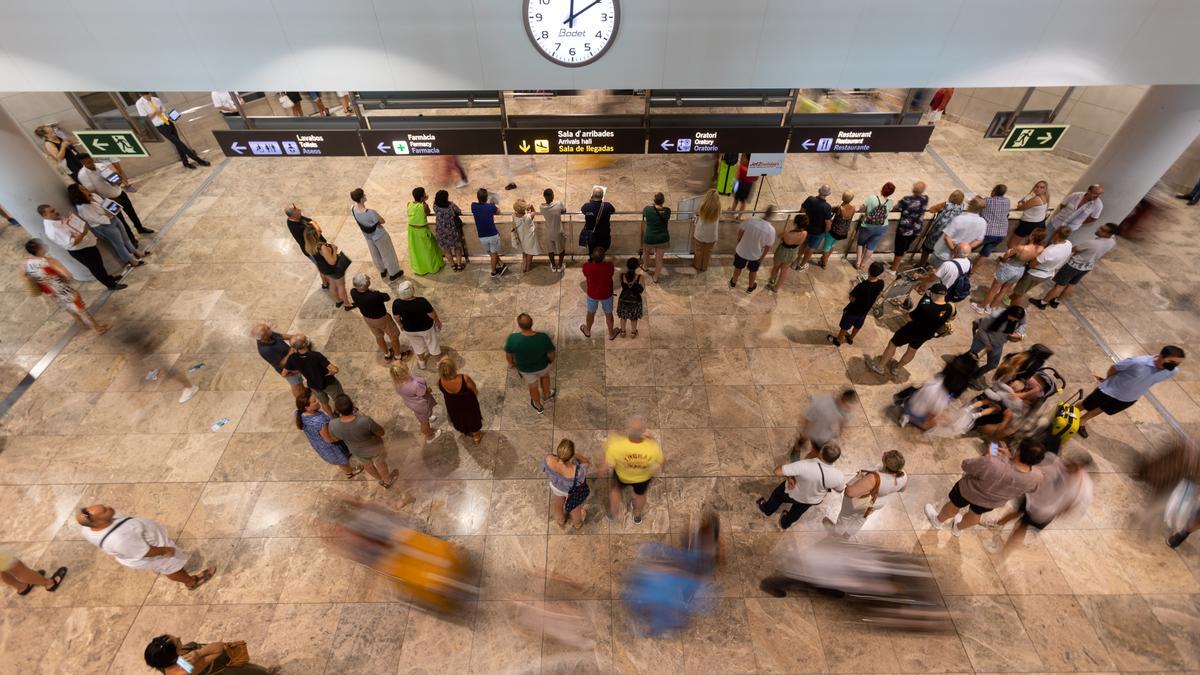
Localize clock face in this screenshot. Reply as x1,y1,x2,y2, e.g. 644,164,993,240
524,0,619,67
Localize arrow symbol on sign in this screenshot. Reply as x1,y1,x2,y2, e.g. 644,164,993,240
660,139,674,151
93,139,110,150
801,138,814,150
377,142,390,154
517,140,531,153
230,142,246,155
1037,132,1053,144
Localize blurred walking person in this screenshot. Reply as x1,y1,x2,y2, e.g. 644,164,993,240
986,453,1092,557
924,438,1044,536
823,450,908,538
0,549,66,597
22,238,109,333
606,418,664,524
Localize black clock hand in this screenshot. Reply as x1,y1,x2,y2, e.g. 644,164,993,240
563,0,600,25
568,0,575,27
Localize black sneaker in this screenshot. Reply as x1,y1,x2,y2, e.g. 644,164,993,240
137,228,156,234
1048,299,1060,308
1168,531,1190,548
531,399,544,415
196,158,212,167
746,283,757,293
496,263,509,277
182,163,197,170
110,283,129,290
389,270,405,281
728,279,736,289
1077,427,1089,439
1030,299,1048,310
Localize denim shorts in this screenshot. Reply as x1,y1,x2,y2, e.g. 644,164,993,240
857,226,886,251
586,295,614,314
805,232,827,249
978,235,1006,257
479,235,502,253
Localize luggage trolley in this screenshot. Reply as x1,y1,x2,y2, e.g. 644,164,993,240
870,266,931,320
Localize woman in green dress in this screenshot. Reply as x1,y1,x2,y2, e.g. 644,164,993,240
407,186,445,275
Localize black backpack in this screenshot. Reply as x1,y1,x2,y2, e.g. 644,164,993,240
945,260,972,302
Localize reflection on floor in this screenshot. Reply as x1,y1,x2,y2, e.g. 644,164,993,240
1,119,1199,674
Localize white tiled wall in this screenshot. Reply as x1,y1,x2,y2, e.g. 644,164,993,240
944,86,1200,191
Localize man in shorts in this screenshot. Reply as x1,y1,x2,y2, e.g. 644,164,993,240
1008,226,1072,307
504,313,557,414
729,205,778,293
78,504,213,589
829,261,885,345
924,437,1045,536
605,418,664,524
391,281,442,369
471,188,508,277
0,548,66,597
252,323,306,399
1031,222,1117,310
1076,345,1184,438
866,282,954,379
794,185,833,272
985,453,1093,558
283,334,344,414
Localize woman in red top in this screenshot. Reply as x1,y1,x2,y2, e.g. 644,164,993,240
579,246,618,340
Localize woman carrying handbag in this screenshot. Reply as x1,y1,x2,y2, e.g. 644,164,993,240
143,634,272,674
542,439,591,529
823,450,908,538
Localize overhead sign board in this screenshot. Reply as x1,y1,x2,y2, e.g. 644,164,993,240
787,126,934,154
509,128,644,155
212,130,365,157
74,130,148,158
746,153,786,176
360,129,505,156
1000,124,1069,152
648,127,789,154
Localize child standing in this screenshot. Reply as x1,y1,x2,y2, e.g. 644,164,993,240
829,261,885,346
616,257,644,339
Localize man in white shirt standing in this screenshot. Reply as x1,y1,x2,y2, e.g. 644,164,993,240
77,154,153,242
729,205,779,293
77,504,213,589
755,442,846,529
1050,184,1104,232
210,90,242,116
38,205,126,290
1008,225,1073,307
135,92,210,170
1033,222,1118,310
932,196,987,263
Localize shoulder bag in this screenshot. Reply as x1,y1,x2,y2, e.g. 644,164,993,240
830,208,851,239
564,463,590,513
96,517,133,553
848,471,882,517
350,207,378,235
332,249,352,275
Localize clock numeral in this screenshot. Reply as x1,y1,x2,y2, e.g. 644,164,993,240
601,12,608,20
541,30,548,38
538,0,550,4
584,43,591,52
595,31,602,38
533,12,542,20
553,42,560,52
569,47,576,56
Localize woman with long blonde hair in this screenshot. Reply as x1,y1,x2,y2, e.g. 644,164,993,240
1009,180,1050,248
692,189,722,271
306,229,353,310
437,358,483,444
390,359,441,443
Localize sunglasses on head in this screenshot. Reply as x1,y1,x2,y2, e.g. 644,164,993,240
79,507,92,523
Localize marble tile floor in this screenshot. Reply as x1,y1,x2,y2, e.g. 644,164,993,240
1,119,1199,673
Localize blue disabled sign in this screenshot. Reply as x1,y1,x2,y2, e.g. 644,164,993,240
212,130,365,157
74,130,148,158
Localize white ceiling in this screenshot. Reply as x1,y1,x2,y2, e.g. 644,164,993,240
1,0,1198,91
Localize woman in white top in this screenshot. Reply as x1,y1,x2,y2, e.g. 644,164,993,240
691,189,722,271
66,183,143,266
512,198,541,273
824,450,908,537
1008,180,1050,248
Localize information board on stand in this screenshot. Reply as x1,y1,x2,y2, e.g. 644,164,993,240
212,130,366,157
508,128,645,155
648,127,789,154
360,129,504,156
787,126,934,154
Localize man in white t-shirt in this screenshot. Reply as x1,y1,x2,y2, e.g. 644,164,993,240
729,205,778,293
1009,225,1073,306
932,197,987,262
211,90,242,116
1050,184,1104,232
1033,222,1117,310
135,92,210,170
916,242,971,298
755,442,846,529
77,504,213,589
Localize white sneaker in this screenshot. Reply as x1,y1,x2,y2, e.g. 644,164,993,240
949,513,964,538
898,414,911,428
971,302,988,315
429,414,438,423
924,504,944,530
179,385,200,403
426,429,444,443
454,179,469,188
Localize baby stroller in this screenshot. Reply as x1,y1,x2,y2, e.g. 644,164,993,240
871,266,930,320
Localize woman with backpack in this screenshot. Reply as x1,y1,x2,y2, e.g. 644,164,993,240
854,182,897,273
968,305,1027,387
542,439,591,529
823,450,908,538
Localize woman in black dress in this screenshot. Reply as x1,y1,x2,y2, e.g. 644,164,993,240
616,256,644,338
305,230,354,311
437,357,483,445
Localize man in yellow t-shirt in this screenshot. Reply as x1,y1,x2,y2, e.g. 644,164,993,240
605,418,664,524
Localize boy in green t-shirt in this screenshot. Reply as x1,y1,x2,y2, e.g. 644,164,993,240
503,313,557,414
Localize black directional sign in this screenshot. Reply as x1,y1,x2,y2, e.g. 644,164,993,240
787,126,935,154
212,130,366,157
360,129,505,156
648,127,789,154
508,128,645,155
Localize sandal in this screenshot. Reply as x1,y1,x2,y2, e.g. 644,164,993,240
187,567,214,591
379,469,399,489
17,570,44,595
47,566,67,592
578,324,591,338
615,328,626,339
608,330,620,341
631,330,639,339
343,304,356,312
573,507,587,530
344,466,364,479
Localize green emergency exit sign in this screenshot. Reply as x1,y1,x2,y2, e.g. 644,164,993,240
1000,124,1069,152
74,130,149,158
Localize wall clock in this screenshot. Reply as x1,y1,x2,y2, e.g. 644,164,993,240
524,0,620,67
